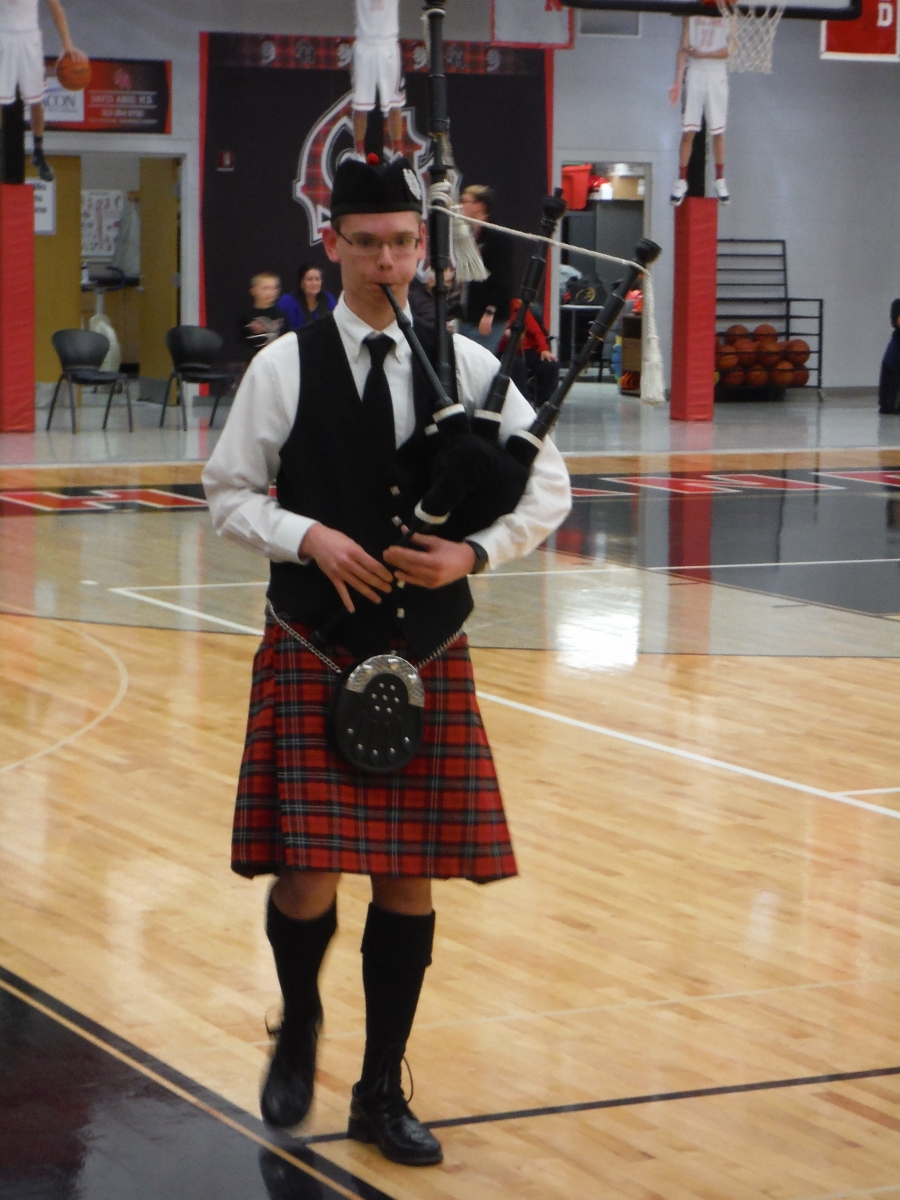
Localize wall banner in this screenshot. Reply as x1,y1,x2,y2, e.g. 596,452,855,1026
41,58,172,132
821,0,899,59
202,33,549,362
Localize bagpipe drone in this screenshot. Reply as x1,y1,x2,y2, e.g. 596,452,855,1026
386,0,662,545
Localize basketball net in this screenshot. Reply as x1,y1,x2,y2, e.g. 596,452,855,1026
715,0,785,73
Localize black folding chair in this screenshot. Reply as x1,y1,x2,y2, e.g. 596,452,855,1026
47,329,132,433
162,326,235,430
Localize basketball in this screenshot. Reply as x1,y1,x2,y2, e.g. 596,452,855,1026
757,340,782,368
722,368,745,387
770,360,795,387
57,55,92,92
792,368,810,387
716,349,739,371
786,339,810,366
754,323,777,341
734,338,757,367
724,325,749,345
746,366,769,388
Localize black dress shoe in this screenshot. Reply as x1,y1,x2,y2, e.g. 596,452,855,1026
347,1074,443,1166
260,1017,319,1128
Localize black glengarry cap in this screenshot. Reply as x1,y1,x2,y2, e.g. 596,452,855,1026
330,154,423,219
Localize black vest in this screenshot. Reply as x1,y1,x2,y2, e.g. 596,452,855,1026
267,316,472,659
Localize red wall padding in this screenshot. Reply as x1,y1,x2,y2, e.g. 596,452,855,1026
0,184,35,433
670,197,717,423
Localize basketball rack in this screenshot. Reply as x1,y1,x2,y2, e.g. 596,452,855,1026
716,238,823,399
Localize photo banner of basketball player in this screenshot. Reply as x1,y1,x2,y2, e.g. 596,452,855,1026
201,33,549,363
491,0,575,47
821,0,899,58
39,58,172,133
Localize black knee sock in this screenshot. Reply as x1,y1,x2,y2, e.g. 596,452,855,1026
33,136,43,153
265,892,337,1030
358,903,435,1090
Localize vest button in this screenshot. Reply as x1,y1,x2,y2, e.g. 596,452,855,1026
397,608,405,619
390,485,401,496
392,515,402,526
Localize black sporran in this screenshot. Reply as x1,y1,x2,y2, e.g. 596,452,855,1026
332,654,425,774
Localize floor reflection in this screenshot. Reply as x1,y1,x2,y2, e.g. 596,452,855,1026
0,974,388,1200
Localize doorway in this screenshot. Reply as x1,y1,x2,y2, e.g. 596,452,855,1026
31,151,182,411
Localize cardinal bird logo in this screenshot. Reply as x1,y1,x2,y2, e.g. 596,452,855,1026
293,92,430,244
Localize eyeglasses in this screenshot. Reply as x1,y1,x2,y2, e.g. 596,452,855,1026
337,231,421,255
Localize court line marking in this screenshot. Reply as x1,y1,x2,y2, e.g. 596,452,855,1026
648,557,900,570
107,588,263,635
0,615,130,776
0,977,380,1200
103,591,900,819
792,1187,900,1200
475,692,900,820
841,787,900,796
306,1062,900,1144
319,973,900,1037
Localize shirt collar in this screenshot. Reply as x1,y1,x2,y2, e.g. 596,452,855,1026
334,294,411,366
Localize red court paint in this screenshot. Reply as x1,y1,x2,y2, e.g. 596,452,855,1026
0,185,35,432
707,473,844,491
819,470,900,487
606,475,738,495
670,198,717,423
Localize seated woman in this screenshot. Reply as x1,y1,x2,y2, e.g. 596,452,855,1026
278,264,337,331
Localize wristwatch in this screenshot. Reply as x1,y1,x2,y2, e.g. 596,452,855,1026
464,540,489,574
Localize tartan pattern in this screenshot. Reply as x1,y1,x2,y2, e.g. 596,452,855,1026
207,33,541,76
232,619,517,883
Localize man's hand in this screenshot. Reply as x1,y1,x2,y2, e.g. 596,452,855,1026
60,47,89,63
300,524,394,613
383,534,477,589
540,349,556,362
478,312,494,338
668,82,681,106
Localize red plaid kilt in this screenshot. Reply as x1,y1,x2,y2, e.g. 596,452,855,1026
232,619,517,883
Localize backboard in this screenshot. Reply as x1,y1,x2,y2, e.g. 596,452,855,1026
563,0,860,20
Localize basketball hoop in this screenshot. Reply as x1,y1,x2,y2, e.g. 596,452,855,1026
715,0,786,73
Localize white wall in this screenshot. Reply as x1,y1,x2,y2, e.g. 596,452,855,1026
43,2,900,386
554,17,900,387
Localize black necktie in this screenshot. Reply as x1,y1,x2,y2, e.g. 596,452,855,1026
361,333,397,464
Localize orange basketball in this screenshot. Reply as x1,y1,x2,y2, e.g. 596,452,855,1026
716,349,739,371
754,323,777,342
786,339,810,366
724,325,749,346
757,340,782,368
770,360,795,387
722,368,745,388
745,366,769,388
57,55,92,92
792,368,810,387
734,338,757,367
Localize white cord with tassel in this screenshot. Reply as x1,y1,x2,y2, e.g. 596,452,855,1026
427,177,488,284
640,269,666,406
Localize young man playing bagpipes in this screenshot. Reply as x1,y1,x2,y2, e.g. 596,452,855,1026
203,156,571,1167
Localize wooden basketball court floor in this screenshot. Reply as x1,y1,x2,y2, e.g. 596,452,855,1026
4,446,900,1200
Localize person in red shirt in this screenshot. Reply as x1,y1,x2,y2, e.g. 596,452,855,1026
498,299,559,409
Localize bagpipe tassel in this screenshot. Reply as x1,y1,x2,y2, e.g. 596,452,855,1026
640,269,666,406
427,178,488,284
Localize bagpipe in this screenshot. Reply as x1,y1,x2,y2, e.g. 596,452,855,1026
384,0,662,547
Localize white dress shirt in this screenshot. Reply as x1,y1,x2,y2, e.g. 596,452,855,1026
203,295,572,570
